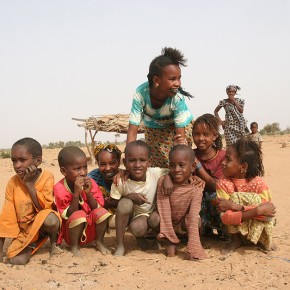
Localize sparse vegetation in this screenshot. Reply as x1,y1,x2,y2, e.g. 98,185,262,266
0,150,11,159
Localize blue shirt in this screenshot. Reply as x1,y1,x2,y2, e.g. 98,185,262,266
129,82,193,129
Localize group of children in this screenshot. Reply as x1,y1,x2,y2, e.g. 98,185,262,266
0,47,274,265
0,118,275,265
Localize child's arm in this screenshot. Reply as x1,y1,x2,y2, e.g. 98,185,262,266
162,174,174,195
66,176,83,217
126,193,151,205
23,166,43,210
83,177,99,210
229,96,244,113
217,198,276,225
0,238,4,262
195,162,216,191
214,103,224,126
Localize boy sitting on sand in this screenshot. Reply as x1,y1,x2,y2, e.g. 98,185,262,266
0,137,61,265
54,146,112,256
110,140,170,256
157,145,207,260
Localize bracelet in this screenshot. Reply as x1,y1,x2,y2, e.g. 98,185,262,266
196,162,202,171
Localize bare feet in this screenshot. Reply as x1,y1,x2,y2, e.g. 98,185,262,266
221,234,242,255
136,237,150,251
184,252,199,261
71,245,82,257
50,245,63,257
114,244,125,256
166,244,177,257
96,241,111,255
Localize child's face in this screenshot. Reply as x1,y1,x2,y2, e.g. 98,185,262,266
123,146,151,182
155,64,181,97
226,88,236,97
97,151,120,182
61,155,88,184
251,124,258,134
11,145,41,180
169,150,194,185
222,146,244,178
193,123,217,152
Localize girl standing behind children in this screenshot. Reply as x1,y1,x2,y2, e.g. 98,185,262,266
192,114,228,239
216,139,276,254
214,85,248,147
127,47,194,168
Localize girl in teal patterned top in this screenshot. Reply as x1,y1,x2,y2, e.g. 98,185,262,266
127,47,194,168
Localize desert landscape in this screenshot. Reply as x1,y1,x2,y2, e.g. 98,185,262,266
0,135,290,290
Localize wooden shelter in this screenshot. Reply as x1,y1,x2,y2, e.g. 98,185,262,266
72,114,145,164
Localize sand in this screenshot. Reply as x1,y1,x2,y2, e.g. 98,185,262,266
0,136,290,290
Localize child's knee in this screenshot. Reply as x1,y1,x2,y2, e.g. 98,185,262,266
130,218,148,237
117,198,133,215
148,212,160,228
43,213,60,230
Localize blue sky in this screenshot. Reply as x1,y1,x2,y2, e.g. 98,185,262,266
0,0,289,148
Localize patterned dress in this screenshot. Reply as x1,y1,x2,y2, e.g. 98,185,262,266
218,98,247,147
129,82,193,168
216,176,274,249
194,149,226,233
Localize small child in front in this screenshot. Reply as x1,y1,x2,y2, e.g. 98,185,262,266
0,137,61,265
111,140,169,256
157,145,207,260
216,139,276,254
54,146,112,256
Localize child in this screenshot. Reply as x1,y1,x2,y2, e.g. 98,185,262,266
110,140,169,256
54,146,112,256
157,145,207,260
88,143,122,211
214,85,248,147
0,137,61,265
127,47,194,168
192,114,228,240
247,122,263,149
216,139,276,254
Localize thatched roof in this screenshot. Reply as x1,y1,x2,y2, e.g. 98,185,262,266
72,114,145,134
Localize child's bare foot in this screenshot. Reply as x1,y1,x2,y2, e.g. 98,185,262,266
114,244,125,256
136,237,149,251
184,252,200,261
71,245,81,257
96,241,111,255
221,234,241,255
50,245,63,256
258,242,278,252
166,244,177,257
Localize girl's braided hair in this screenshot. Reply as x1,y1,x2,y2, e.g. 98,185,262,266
147,47,194,99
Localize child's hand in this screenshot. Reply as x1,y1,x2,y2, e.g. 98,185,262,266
190,176,205,189
74,176,84,196
113,169,129,185
162,174,174,195
127,193,151,205
83,176,92,194
173,134,188,146
257,202,276,217
216,198,236,212
23,165,40,183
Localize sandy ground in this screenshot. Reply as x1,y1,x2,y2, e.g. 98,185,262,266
0,136,290,290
